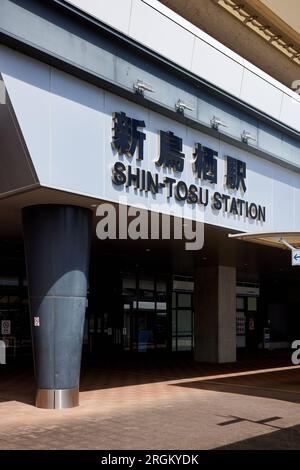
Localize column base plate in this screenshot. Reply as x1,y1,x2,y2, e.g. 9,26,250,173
36,388,79,409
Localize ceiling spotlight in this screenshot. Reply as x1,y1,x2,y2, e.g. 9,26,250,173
133,79,155,95
210,116,227,130
175,99,194,114
241,130,256,144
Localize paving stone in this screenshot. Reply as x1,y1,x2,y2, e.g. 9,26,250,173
0,356,300,449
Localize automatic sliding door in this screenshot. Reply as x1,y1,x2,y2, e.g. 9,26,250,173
122,274,168,352
172,292,194,352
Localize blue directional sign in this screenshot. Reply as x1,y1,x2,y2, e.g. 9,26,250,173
292,250,300,266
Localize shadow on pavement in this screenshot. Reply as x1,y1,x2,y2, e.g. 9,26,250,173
0,350,296,406
216,422,300,449
172,367,300,404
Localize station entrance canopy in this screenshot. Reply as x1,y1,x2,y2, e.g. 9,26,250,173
229,231,300,266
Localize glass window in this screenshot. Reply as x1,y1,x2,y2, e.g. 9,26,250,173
236,312,246,335
177,337,192,351
178,294,192,308
0,277,18,286
83,319,88,344
173,280,194,291
156,302,167,310
172,310,177,334
177,310,192,336
236,297,244,310
172,286,194,352
156,311,167,317
123,276,136,293
137,301,155,310
247,297,257,311
157,280,167,293
139,277,155,291
157,280,167,302
88,317,94,332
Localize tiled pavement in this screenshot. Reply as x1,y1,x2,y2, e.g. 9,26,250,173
1,354,300,449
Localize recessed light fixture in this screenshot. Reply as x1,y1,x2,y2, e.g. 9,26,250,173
146,248,151,252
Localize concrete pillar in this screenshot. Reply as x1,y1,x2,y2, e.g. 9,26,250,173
22,205,92,409
194,265,236,363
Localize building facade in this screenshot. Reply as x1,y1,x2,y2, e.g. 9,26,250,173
1,0,300,408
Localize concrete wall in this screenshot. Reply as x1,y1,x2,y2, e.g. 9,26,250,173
194,265,236,363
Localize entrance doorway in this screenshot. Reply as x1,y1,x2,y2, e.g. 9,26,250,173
86,267,195,356
122,274,168,352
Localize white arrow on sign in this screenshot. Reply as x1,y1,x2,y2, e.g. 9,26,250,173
292,249,300,266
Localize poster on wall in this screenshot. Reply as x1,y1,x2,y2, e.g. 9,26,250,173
1,319,11,335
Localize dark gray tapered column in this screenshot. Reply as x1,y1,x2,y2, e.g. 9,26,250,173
22,205,91,409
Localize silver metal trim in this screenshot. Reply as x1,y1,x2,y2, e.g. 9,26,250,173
35,388,79,409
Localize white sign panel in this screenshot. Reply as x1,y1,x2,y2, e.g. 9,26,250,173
1,46,300,233
292,249,300,266
1,320,11,335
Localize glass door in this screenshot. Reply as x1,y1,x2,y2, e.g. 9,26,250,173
245,296,258,350
135,276,156,352
236,296,246,348
172,291,194,352
236,295,259,350
122,274,168,352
